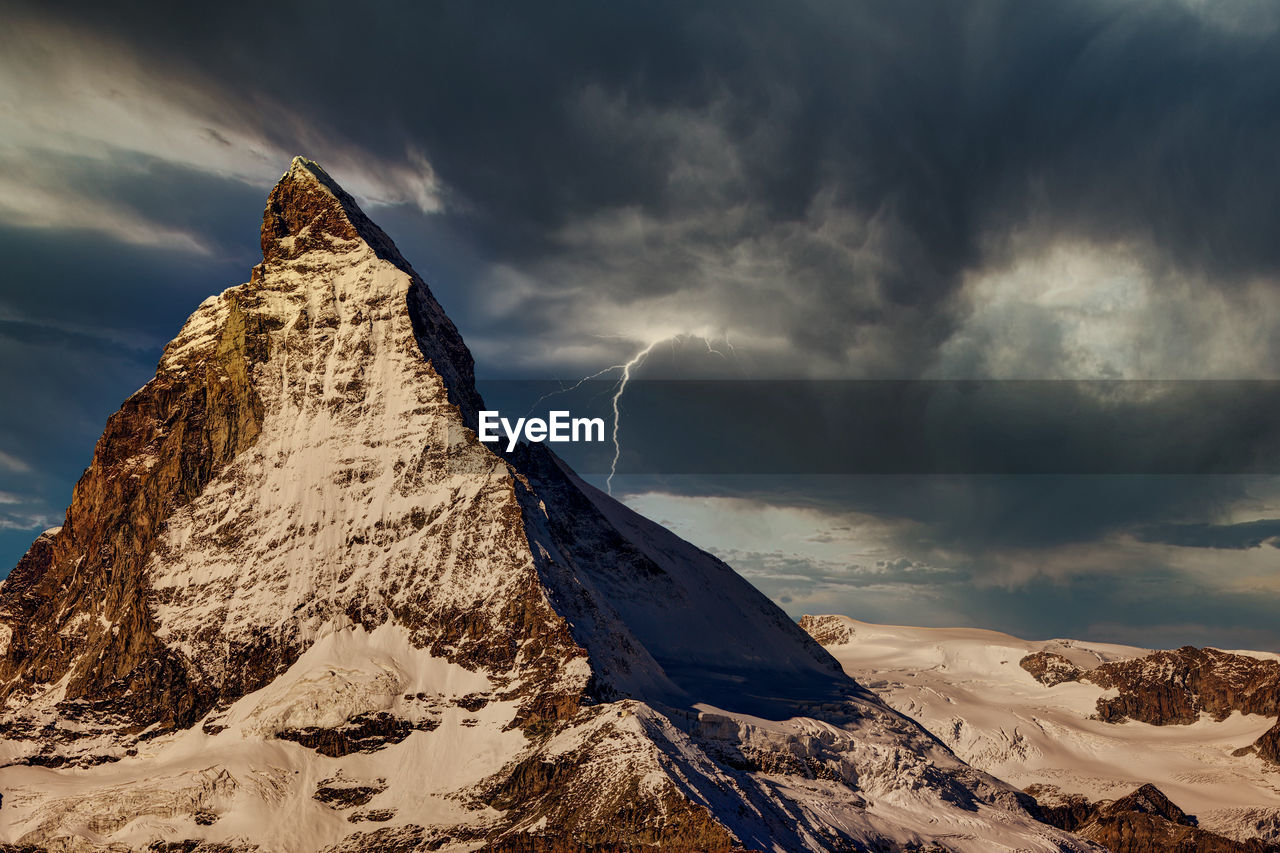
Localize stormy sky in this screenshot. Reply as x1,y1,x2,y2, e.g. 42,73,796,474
2,0,1279,648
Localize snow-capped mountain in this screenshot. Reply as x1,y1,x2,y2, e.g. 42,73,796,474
802,615,1280,848
0,159,1096,852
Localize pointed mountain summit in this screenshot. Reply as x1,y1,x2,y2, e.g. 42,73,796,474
0,160,1096,852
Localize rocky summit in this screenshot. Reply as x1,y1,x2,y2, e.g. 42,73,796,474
0,158,1096,852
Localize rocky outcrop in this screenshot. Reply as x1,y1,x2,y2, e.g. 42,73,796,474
276,712,439,757
1026,785,1097,832
0,279,267,737
1086,648,1280,725
1021,651,1086,687
1029,784,1280,852
485,749,744,852
1253,719,1280,763
314,776,387,809
1020,647,1280,763
797,614,856,646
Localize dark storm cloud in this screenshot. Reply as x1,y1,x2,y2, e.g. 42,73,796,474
607,473,1257,552
12,0,1280,368
511,374,1280,553
712,548,965,590
0,218,254,350
1136,518,1280,549
61,153,269,263
515,379,1280,477
5,0,1280,646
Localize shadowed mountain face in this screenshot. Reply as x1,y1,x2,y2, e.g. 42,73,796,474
0,159,1096,852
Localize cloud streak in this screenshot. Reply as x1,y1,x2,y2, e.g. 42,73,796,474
0,13,443,252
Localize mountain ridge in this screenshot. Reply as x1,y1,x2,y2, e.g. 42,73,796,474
0,159,1096,852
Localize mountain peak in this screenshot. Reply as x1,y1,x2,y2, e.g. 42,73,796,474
285,153,328,181
256,155,482,420
259,154,408,271
0,158,1096,853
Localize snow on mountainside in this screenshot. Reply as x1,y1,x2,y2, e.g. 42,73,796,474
0,158,1098,852
803,615,1280,845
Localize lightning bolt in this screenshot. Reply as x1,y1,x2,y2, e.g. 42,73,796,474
607,338,665,495
534,333,735,496
524,362,626,417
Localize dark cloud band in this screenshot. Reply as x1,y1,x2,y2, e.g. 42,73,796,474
487,379,1280,475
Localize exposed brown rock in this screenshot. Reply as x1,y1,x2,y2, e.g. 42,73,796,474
145,843,257,853
0,285,267,737
480,840,752,853
1020,646,1280,763
1102,784,1198,826
1020,651,1085,687
1253,718,1280,764
1083,811,1274,853
798,614,856,646
261,157,410,275
1025,784,1098,832
277,712,438,757
1028,783,1280,853
319,826,447,853
482,715,746,853
314,777,388,809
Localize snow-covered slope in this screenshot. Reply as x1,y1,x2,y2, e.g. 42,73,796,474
805,616,1280,844
0,158,1098,852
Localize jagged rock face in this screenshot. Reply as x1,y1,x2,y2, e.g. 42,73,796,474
1081,811,1275,853
1026,785,1098,833
1021,650,1086,687
0,283,266,735
1020,647,1280,762
797,615,856,647
0,158,1101,853
1254,719,1280,764
1029,784,1280,853
1103,784,1198,827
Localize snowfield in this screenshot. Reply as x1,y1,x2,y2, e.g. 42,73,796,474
808,616,1280,843
0,623,523,851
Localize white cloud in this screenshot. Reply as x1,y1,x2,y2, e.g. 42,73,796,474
0,451,31,474
0,173,213,252
0,16,443,250
935,239,1280,379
